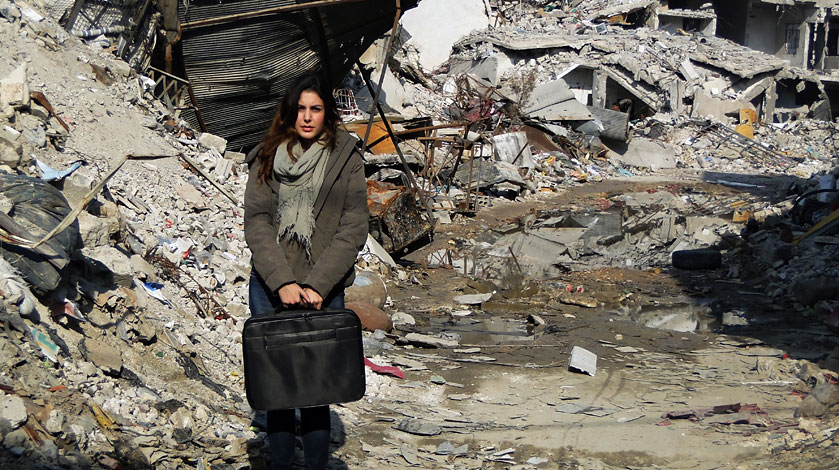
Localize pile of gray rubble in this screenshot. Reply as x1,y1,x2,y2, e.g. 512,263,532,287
0,0,838,469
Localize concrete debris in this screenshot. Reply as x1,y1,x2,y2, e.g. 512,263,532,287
197,132,227,155
568,346,597,376
612,137,679,170
0,394,27,429
0,1,837,469
0,64,29,108
346,301,393,332
345,270,388,309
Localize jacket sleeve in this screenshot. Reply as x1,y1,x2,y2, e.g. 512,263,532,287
244,158,296,293
303,151,370,296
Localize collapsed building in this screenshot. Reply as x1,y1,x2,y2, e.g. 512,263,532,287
1,0,839,468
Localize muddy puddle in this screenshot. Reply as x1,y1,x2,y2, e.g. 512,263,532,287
622,302,721,332
428,316,534,346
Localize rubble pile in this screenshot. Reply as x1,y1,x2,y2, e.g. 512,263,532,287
0,0,838,469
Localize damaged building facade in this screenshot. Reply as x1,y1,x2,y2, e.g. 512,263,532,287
579,0,839,123
35,0,839,136
2,0,839,468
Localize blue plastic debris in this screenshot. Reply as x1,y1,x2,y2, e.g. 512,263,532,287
35,159,83,182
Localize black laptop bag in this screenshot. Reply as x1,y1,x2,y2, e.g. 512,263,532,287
242,308,366,410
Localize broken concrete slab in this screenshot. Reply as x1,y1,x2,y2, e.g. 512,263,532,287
449,53,515,87
455,160,526,190
492,132,534,168
568,346,597,376
198,132,227,155
404,333,460,348
522,79,593,121
691,91,755,122
395,418,442,436
80,338,123,374
610,138,679,170
0,394,27,429
0,64,29,108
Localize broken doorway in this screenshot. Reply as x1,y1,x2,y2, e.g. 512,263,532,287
775,78,821,122
809,22,826,70
710,0,747,45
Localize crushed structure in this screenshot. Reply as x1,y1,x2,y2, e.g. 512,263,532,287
0,0,838,469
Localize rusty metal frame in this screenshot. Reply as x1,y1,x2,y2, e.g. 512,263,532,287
180,0,370,30
360,0,403,152
147,65,190,113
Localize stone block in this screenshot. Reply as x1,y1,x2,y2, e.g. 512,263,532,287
0,395,27,429
80,337,123,374
0,64,29,108
345,271,387,309
198,132,227,154
85,245,134,287
111,59,132,77
0,132,22,168
346,301,393,332
78,210,119,247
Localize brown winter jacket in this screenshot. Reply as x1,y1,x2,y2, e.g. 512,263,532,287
244,129,369,298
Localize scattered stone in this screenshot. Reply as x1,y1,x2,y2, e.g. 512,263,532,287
556,294,598,308
394,418,442,436
796,384,839,418
198,132,227,154
80,338,123,375
0,395,27,429
0,130,22,167
345,271,387,308
111,59,132,77
78,210,120,247
346,300,393,332
84,246,134,287
175,183,208,210
453,292,493,305
722,310,749,326
568,346,597,377
0,63,29,108
45,409,65,435
390,311,416,327
404,332,460,348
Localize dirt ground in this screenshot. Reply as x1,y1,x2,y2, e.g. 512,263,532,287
320,177,839,470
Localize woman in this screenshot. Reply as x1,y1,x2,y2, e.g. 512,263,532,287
244,73,369,470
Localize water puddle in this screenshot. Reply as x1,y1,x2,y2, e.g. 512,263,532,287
428,316,533,345
626,303,719,332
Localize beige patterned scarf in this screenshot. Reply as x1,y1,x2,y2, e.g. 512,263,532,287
273,139,329,257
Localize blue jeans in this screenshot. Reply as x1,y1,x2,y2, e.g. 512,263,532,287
248,270,344,470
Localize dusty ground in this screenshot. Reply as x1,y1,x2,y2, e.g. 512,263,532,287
320,177,839,470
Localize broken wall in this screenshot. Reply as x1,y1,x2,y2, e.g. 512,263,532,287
656,13,716,36
399,0,490,73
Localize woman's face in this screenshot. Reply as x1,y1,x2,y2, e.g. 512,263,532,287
295,90,325,147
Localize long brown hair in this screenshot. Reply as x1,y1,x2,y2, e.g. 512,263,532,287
258,73,341,182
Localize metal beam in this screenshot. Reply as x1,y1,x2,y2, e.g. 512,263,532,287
181,0,368,30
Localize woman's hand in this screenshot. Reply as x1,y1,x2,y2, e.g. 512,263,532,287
277,283,307,309
277,284,324,309
302,287,323,310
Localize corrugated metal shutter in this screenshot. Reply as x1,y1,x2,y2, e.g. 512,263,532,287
178,0,417,149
